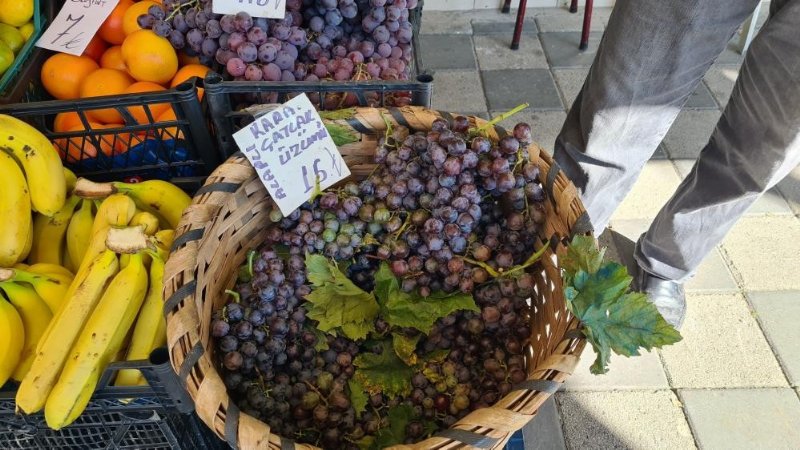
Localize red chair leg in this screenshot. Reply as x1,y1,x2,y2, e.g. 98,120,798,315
502,0,512,13
511,0,528,50
569,0,578,13
579,0,592,50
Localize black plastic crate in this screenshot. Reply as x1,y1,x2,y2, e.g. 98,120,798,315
0,349,226,450
205,4,433,158
0,80,222,192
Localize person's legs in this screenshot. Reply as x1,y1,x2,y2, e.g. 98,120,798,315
636,0,800,282
554,0,759,232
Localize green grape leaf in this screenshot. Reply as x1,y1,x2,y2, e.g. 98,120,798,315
355,436,375,450
354,342,414,398
304,254,378,340
348,379,369,419
422,349,450,364
320,108,357,120
326,123,359,146
372,405,414,449
374,262,479,335
562,236,682,375
392,333,421,366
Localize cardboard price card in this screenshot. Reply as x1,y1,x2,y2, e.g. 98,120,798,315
233,94,351,216
36,0,120,56
212,0,287,19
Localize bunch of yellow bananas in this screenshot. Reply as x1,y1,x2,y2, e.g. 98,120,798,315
0,155,191,429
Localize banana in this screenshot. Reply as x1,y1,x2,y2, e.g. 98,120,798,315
129,211,159,235
15,250,118,414
77,194,135,274
0,282,53,381
112,181,190,229
116,254,166,386
63,168,77,194
28,195,81,265
66,199,94,268
61,240,75,273
23,263,74,279
0,114,66,216
154,229,175,260
45,252,147,430
0,268,72,314
0,297,24,387
0,150,32,266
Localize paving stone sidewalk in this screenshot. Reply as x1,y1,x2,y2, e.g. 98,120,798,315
421,6,800,450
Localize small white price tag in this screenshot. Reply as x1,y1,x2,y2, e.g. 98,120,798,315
212,0,287,19
36,0,120,56
233,94,351,216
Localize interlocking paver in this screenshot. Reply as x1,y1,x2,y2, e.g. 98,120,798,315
430,70,487,113
551,68,588,109
606,219,738,293
563,346,669,391
481,69,562,111
662,110,721,159
534,10,605,32
680,389,800,449
722,216,800,290
423,0,473,11
420,34,476,70
557,391,696,450
490,110,566,153
714,39,745,66
660,293,788,388
609,161,682,222
672,159,793,215
683,82,718,109
473,34,548,70
703,66,739,108
539,31,603,68
521,397,567,450
420,11,473,34
471,17,537,35
748,291,800,386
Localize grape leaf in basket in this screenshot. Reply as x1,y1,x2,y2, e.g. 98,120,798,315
563,236,682,375
371,404,415,449
348,379,369,418
354,341,414,398
374,262,479,335
392,333,421,366
305,254,379,340
326,123,359,147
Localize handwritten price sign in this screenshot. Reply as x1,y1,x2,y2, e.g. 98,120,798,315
36,0,120,55
212,0,287,19
233,94,351,216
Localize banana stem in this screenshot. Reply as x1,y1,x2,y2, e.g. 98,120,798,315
106,226,152,254
0,268,53,284
74,178,116,199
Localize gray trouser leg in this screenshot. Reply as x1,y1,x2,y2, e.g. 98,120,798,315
554,0,759,232
636,0,800,281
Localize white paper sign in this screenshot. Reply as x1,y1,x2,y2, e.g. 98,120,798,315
36,0,120,56
212,0,287,19
233,94,351,216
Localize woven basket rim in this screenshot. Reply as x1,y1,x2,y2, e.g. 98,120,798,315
163,106,589,450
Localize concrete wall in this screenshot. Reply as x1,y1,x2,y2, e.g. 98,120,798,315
424,0,615,11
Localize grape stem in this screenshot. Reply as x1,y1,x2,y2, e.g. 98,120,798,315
463,239,550,279
166,0,199,21
225,289,241,303
246,249,257,278
303,381,330,406
468,103,529,139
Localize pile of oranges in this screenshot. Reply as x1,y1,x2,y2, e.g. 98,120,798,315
41,0,211,161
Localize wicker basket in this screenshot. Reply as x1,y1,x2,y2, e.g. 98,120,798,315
163,106,591,449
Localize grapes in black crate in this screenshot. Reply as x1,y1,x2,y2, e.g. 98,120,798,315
211,116,549,448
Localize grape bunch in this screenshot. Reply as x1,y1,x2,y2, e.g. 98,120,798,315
211,116,549,447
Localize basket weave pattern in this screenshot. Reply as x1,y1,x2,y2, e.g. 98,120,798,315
163,106,589,449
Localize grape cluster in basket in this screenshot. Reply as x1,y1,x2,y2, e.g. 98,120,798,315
211,116,548,448
140,0,416,85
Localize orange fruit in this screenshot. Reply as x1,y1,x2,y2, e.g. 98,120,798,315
98,0,133,45
121,30,178,85
53,112,85,133
100,46,127,71
55,123,127,163
170,64,211,99
122,1,160,36
82,34,108,61
155,108,184,140
123,81,170,124
79,68,135,124
177,51,201,66
41,53,99,100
